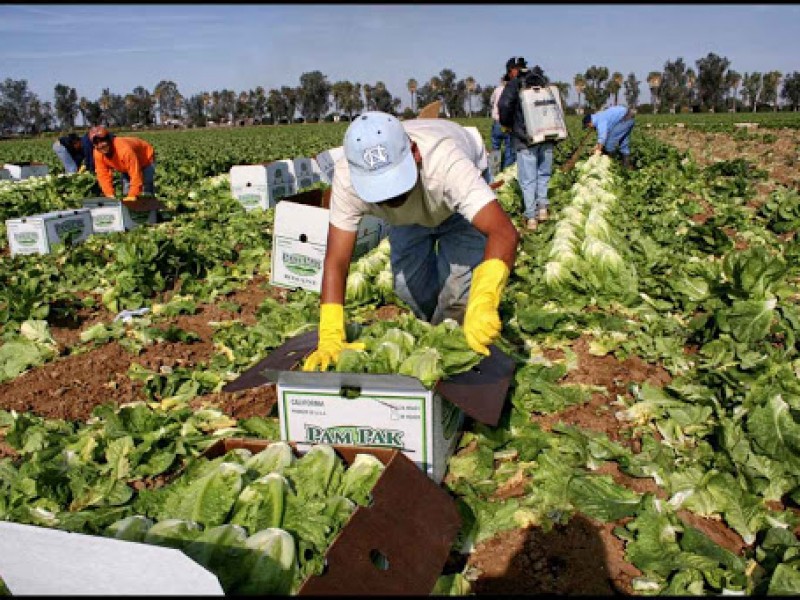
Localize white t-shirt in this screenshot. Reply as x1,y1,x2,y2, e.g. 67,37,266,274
490,83,506,122
329,119,495,232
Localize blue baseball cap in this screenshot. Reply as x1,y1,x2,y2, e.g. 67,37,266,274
344,111,417,203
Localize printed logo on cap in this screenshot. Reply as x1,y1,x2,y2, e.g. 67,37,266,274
362,145,391,170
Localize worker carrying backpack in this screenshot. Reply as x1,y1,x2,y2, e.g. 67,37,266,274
518,67,568,144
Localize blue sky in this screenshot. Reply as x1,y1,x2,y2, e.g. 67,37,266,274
1,3,798,109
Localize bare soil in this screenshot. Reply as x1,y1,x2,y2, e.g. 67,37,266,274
649,126,800,204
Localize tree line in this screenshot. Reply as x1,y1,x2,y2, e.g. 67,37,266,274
1,52,799,135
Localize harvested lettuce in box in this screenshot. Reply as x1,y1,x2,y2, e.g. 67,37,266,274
333,313,483,388
102,443,385,594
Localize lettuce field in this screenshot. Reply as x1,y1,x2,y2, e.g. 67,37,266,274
2,113,800,595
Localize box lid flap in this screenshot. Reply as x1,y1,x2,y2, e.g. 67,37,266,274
223,329,512,425
125,197,165,212
298,445,461,595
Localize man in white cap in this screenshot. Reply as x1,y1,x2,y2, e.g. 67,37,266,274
303,111,520,371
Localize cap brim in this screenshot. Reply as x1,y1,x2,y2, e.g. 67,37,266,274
349,149,418,204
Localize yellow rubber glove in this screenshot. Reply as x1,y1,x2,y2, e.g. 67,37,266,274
463,259,510,356
303,303,366,371
77,165,87,174
123,196,137,203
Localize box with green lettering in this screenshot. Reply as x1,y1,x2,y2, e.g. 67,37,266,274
259,331,514,484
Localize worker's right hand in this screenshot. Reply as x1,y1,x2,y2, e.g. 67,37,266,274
303,303,366,372
77,165,87,174
593,144,603,156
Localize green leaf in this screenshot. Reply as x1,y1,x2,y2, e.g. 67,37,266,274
568,474,642,522
747,395,800,471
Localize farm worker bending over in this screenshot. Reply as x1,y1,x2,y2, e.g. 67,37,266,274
89,126,156,202
582,106,636,170
498,56,557,231
303,111,520,372
52,132,95,174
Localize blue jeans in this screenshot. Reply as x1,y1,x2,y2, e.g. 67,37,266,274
516,142,554,219
122,162,156,196
491,121,516,169
389,213,487,325
53,141,78,173
605,118,635,156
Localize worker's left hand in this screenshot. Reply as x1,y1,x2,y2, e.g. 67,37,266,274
593,144,603,156
463,259,510,355
77,165,86,174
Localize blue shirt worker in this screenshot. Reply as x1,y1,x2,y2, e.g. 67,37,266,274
582,106,636,169
302,111,520,371
52,132,95,174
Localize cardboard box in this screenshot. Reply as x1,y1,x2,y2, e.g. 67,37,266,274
314,146,345,184
276,370,463,483
6,208,93,256
204,438,461,595
81,198,157,233
230,161,297,211
236,330,514,484
229,164,270,211
0,438,461,596
267,160,297,205
270,190,384,293
3,161,49,180
293,157,321,191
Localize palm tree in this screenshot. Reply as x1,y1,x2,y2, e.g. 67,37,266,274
363,84,373,112
174,93,184,123
686,68,697,110
725,70,741,112
99,88,112,125
79,97,90,127
465,76,476,117
429,76,447,117
552,81,570,109
573,74,586,113
612,71,624,105
153,82,166,126
647,72,662,113
407,78,418,113
202,92,211,119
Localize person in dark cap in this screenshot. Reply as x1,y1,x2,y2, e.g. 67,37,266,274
582,107,636,169
52,132,95,174
498,57,558,231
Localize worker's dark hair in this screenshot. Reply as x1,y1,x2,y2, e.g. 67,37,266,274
582,113,593,128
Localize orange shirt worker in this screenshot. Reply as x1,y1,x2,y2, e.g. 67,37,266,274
88,126,156,202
